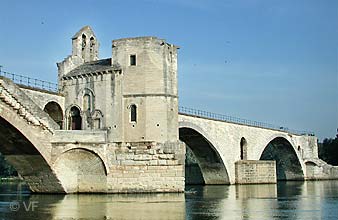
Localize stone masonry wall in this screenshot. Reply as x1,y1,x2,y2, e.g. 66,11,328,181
235,160,276,184
50,131,186,193
107,141,185,193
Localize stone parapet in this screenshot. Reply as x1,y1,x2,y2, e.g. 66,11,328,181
52,130,107,143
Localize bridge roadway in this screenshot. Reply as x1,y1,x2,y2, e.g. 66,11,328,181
0,75,337,193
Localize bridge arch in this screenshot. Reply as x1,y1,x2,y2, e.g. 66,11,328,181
0,103,65,192
43,101,63,129
179,122,230,185
258,134,305,181
54,144,110,175
53,148,107,193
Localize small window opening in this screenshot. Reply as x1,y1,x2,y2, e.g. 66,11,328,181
90,37,95,48
240,137,247,160
130,55,136,66
81,34,87,59
90,37,95,60
83,94,91,111
130,104,137,122
82,34,87,49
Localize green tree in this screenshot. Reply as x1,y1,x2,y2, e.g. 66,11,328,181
319,135,338,166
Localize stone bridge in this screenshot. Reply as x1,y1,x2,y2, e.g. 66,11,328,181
1,76,337,193
179,112,317,184
1,28,337,193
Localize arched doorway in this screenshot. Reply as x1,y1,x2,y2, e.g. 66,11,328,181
44,101,63,129
179,127,230,185
260,137,304,181
68,106,82,130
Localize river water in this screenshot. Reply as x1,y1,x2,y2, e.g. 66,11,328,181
0,181,337,220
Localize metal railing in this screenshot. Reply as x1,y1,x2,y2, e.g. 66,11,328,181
0,68,315,136
179,106,315,136
0,69,58,93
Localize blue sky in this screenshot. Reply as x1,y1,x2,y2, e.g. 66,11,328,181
0,0,337,140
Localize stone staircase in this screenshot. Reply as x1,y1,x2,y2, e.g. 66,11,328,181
0,77,59,133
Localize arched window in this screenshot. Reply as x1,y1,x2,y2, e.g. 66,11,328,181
240,137,248,160
130,104,137,122
90,37,95,48
90,37,95,60
44,101,63,129
83,94,91,112
69,106,82,130
81,34,87,59
92,110,103,129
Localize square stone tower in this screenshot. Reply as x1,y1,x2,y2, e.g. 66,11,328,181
112,37,179,144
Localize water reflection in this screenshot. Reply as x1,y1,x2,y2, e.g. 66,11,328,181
0,183,185,220
185,185,230,220
185,184,278,220
0,181,338,220
53,193,185,220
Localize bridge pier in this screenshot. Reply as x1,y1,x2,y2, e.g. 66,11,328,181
235,160,277,184
50,131,186,193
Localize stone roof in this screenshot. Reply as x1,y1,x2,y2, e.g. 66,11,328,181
66,58,112,77
72,26,95,39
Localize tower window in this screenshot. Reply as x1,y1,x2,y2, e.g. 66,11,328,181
81,34,87,59
90,37,95,60
82,34,87,48
130,55,136,66
83,94,91,111
130,104,137,122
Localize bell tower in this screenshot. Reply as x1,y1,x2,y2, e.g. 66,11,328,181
71,26,99,62
57,26,100,85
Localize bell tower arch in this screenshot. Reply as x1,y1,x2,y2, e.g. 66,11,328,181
57,26,100,85
72,26,99,62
